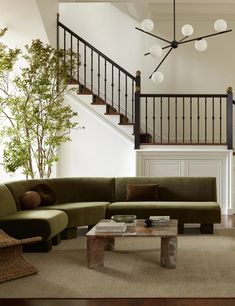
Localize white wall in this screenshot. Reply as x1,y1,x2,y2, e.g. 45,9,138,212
57,94,135,177
0,0,48,48
36,0,58,47
59,3,235,94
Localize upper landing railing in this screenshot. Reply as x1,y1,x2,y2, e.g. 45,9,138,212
57,19,233,151
134,72,233,150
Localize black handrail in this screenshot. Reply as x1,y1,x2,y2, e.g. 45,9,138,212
58,21,136,80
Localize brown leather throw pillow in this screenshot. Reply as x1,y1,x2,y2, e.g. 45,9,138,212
125,184,159,201
20,191,41,210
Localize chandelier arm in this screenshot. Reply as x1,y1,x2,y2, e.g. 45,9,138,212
149,48,173,79
178,36,189,43
144,44,172,56
178,29,232,45
135,27,171,44
173,0,176,41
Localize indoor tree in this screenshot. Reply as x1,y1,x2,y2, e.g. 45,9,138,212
0,30,80,179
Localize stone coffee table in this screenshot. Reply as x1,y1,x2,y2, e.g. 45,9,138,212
86,219,178,269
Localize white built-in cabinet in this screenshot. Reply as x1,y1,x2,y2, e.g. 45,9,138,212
135,147,233,214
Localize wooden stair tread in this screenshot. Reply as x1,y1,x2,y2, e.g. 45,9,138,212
91,102,107,105
104,112,122,115
118,123,133,126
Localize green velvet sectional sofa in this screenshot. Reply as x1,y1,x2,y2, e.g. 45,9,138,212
0,177,221,251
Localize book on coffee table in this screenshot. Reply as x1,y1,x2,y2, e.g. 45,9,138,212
149,216,170,225
150,216,170,222
95,221,127,232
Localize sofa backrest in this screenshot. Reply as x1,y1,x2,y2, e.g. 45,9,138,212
0,184,17,218
114,177,217,202
5,177,115,210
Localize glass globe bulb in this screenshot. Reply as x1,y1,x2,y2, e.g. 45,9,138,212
214,19,227,32
151,71,164,83
195,39,208,52
141,19,154,32
150,45,163,58
181,24,194,36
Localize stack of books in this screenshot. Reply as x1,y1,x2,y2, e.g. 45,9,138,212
149,216,170,225
95,220,127,232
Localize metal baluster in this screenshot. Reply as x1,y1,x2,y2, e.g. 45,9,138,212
125,75,128,117
212,97,215,143
153,97,156,142
168,97,170,142
118,70,121,112
190,97,192,143
219,97,222,143
98,54,100,97
205,97,207,143
84,44,87,87
197,97,200,143
145,97,148,135
77,39,80,83
104,60,107,102
160,97,163,143
63,29,66,64
70,34,73,79
182,97,185,143
91,49,93,92
175,97,177,143
132,80,134,123
111,65,114,106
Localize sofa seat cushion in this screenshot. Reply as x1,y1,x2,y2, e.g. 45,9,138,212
0,210,68,241
106,201,221,223
36,202,110,227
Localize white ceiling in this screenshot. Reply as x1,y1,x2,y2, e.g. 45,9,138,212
59,0,235,22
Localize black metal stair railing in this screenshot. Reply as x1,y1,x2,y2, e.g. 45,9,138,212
134,72,233,150
57,18,233,151
57,18,136,125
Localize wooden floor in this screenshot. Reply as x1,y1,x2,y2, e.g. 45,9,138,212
1,215,234,306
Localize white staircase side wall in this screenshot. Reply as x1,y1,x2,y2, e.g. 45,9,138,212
57,93,135,177
69,92,134,141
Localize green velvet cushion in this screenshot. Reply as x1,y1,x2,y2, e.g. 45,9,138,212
126,184,158,201
115,177,217,202
0,210,68,241
106,201,221,223
36,202,109,227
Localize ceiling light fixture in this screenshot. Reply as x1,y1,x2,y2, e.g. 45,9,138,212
135,0,232,83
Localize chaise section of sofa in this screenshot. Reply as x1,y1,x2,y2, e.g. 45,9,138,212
4,177,114,240
106,177,221,233
0,184,68,252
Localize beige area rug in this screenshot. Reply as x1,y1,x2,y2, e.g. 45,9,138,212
0,228,235,298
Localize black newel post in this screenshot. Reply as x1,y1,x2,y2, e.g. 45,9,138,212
134,71,141,149
226,87,233,150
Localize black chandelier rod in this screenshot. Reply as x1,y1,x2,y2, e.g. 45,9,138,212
179,29,232,45
135,27,171,44
173,0,176,41
149,47,173,79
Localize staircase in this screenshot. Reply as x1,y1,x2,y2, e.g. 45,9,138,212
57,19,234,151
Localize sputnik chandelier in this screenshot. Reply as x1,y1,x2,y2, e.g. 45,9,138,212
135,0,232,83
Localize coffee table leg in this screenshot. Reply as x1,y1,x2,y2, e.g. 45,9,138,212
104,237,115,251
87,236,104,269
160,236,177,269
